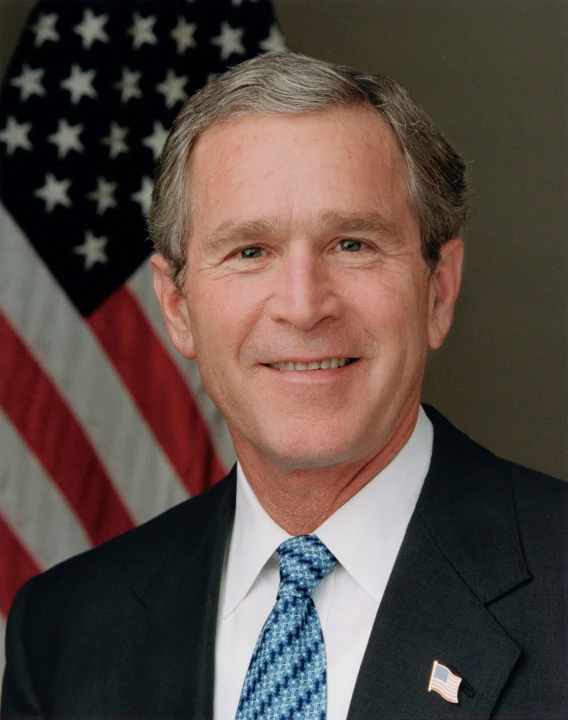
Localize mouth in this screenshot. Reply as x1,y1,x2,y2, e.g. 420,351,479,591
263,357,358,371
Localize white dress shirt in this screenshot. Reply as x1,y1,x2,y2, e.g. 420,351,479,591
214,406,433,720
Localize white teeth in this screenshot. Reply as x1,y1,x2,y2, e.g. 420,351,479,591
268,358,352,371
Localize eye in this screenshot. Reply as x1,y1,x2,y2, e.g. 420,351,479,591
240,247,263,259
339,239,363,252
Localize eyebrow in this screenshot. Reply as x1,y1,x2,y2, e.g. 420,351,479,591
205,210,400,253
206,217,282,252
315,210,399,238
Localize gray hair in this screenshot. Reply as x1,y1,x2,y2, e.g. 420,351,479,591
148,52,468,290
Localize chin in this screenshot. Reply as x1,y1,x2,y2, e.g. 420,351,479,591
253,425,372,472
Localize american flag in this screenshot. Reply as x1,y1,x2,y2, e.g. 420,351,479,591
428,660,462,704
0,0,285,681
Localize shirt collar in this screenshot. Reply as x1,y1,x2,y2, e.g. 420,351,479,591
222,406,433,617
222,463,290,618
316,406,433,601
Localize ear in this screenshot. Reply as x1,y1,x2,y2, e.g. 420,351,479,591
150,253,196,359
427,237,465,350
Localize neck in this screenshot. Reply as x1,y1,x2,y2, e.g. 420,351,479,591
234,403,420,535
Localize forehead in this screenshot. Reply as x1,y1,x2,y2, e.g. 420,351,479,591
191,105,404,175
187,106,414,237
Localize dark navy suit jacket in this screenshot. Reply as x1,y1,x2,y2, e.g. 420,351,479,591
2,406,567,719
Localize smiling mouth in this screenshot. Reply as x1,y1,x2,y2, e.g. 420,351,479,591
265,358,358,371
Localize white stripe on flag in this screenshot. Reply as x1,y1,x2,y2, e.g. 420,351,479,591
0,411,92,570
128,261,237,471
0,203,189,523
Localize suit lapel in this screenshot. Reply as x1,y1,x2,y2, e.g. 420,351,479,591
348,407,530,719
347,514,521,719
107,469,236,719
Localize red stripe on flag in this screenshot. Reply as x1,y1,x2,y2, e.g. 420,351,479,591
88,286,225,495
0,313,135,545
0,513,42,617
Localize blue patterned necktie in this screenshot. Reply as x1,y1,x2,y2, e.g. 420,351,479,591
236,534,338,720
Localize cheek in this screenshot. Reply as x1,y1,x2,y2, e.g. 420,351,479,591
353,268,428,339
187,275,264,368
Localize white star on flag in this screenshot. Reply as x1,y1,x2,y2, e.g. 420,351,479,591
11,65,46,102
34,173,72,213
156,69,189,109
60,64,97,104
74,9,110,50
88,177,118,215
131,176,153,215
114,67,143,103
143,122,168,160
212,22,246,61
170,17,197,54
30,13,59,47
0,116,32,155
102,122,129,159
73,231,109,270
128,13,158,50
259,25,287,52
48,119,84,159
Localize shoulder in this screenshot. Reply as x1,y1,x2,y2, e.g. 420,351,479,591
504,460,567,563
424,403,567,545
10,469,236,626
505,456,568,502
2,472,235,708
424,403,567,493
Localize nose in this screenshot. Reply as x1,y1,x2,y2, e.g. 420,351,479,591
267,247,341,331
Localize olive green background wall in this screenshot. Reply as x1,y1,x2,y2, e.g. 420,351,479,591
2,0,566,479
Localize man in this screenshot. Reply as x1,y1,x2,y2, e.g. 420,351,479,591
2,52,567,720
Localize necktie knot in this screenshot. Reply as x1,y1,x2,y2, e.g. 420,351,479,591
277,535,337,599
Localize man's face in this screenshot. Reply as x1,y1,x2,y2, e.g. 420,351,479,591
157,107,459,471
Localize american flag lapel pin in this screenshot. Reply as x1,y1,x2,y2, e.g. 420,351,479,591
428,660,462,704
